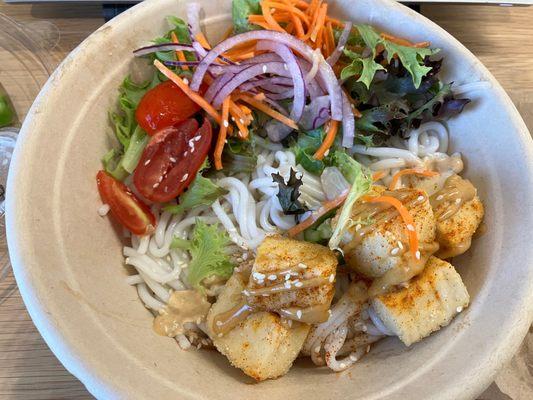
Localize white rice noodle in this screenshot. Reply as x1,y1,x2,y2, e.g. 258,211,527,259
324,323,368,372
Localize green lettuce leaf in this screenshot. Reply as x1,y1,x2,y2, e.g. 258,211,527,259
232,0,262,33
164,174,228,215
0,95,15,127
328,161,372,251
290,128,328,175
185,219,235,289
341,24,439,89
221,135,258,175
102,74,159,180
330,151,365,183
151,16,195,67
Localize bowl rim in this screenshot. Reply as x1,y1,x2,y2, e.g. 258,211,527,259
7,0,533,399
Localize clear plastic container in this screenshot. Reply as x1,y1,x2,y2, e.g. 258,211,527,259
0,13,56,283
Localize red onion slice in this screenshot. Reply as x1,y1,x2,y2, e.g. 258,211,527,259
300,95,331,130
190,30,342,120
133,43,195,57
186,2,202,37
204,72,236,103
340,91,355,148
255,40,305,121
240,76,293,91
267,89,294,100
327,22,352,66
211,61,290,108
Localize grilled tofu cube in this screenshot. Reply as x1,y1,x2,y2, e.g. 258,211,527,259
435,196,484,259
246,235,337,313
370,257,469,346
341,188,437,278
207,275,310,381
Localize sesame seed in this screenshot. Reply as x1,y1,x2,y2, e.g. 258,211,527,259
153,182,160,188
415,250,421,260
296,310,302,319
180,174,189,182
406,224,415,232
436,195,444,201
329,274,335,283
398,241,404,249
328,309,332,314
295,281,303,288
193,135,201,141
339,363,346,369
314,345,321,353
190,147,195,153
223,120,229,128
262,64,268,73
242,253,248,260
268,274,277,281
456,306,463,313
455,198,462,205
391,248,400,255
169,157,176,162
184,151,188,156
285,273,291,281
253,272,266,280
283,63,288,70
158,175,163,182
366,345,371,353
242,290,250,296
349,353,358,361
355,224,362,231
236,257,243,263
98,204,110,216
284,281,291,289
417,195,425,201
339,45,345,51
164,186,169,192
182,78,189,85
218,333,223,337
324,149,330,157
144,159,151,166
298,262,307,269
216,320,223,326
361,325,367,332
239,118,244,124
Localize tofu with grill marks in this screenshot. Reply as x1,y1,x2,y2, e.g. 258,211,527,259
207,275,310,381
341,187,437,278
245,235,337,312
435,195,484,259
370,256,469,346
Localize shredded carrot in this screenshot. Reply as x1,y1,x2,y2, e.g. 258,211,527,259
288,190,349,237
314,120,339,160
310,3,327,42
372,170,388,182
170,32,189,71
364,195,419,259
264,1,310,25
229,101,250,138
195,33,212,50
214,97,231,170
261,1,286,32
325,22,335,57
381,33,431,48
389,169,439,191
154,60,222,124
236,94,298,130
326,16,344,27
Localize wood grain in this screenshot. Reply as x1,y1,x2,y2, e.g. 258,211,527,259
0,3,531,399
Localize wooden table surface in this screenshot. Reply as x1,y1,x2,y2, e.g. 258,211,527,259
0,2,532,399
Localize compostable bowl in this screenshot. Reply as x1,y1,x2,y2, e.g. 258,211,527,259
6,0,533,399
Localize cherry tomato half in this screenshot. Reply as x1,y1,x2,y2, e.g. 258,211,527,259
96,170,156,236
135,80,203,135
133,118,212,203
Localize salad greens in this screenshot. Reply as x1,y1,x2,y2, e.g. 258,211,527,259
151,16,195,72
341,25,438,89
221,135,258,175
165,160,227,214
232,0,262,33
272,168,307,215
176,219,235,290
328,162,372,251
103,75,159,180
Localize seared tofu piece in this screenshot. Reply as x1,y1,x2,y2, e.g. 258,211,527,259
207,275,310,381
341,188,437,278
370,257,469,346
246,235,337,313
435,196,484,259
